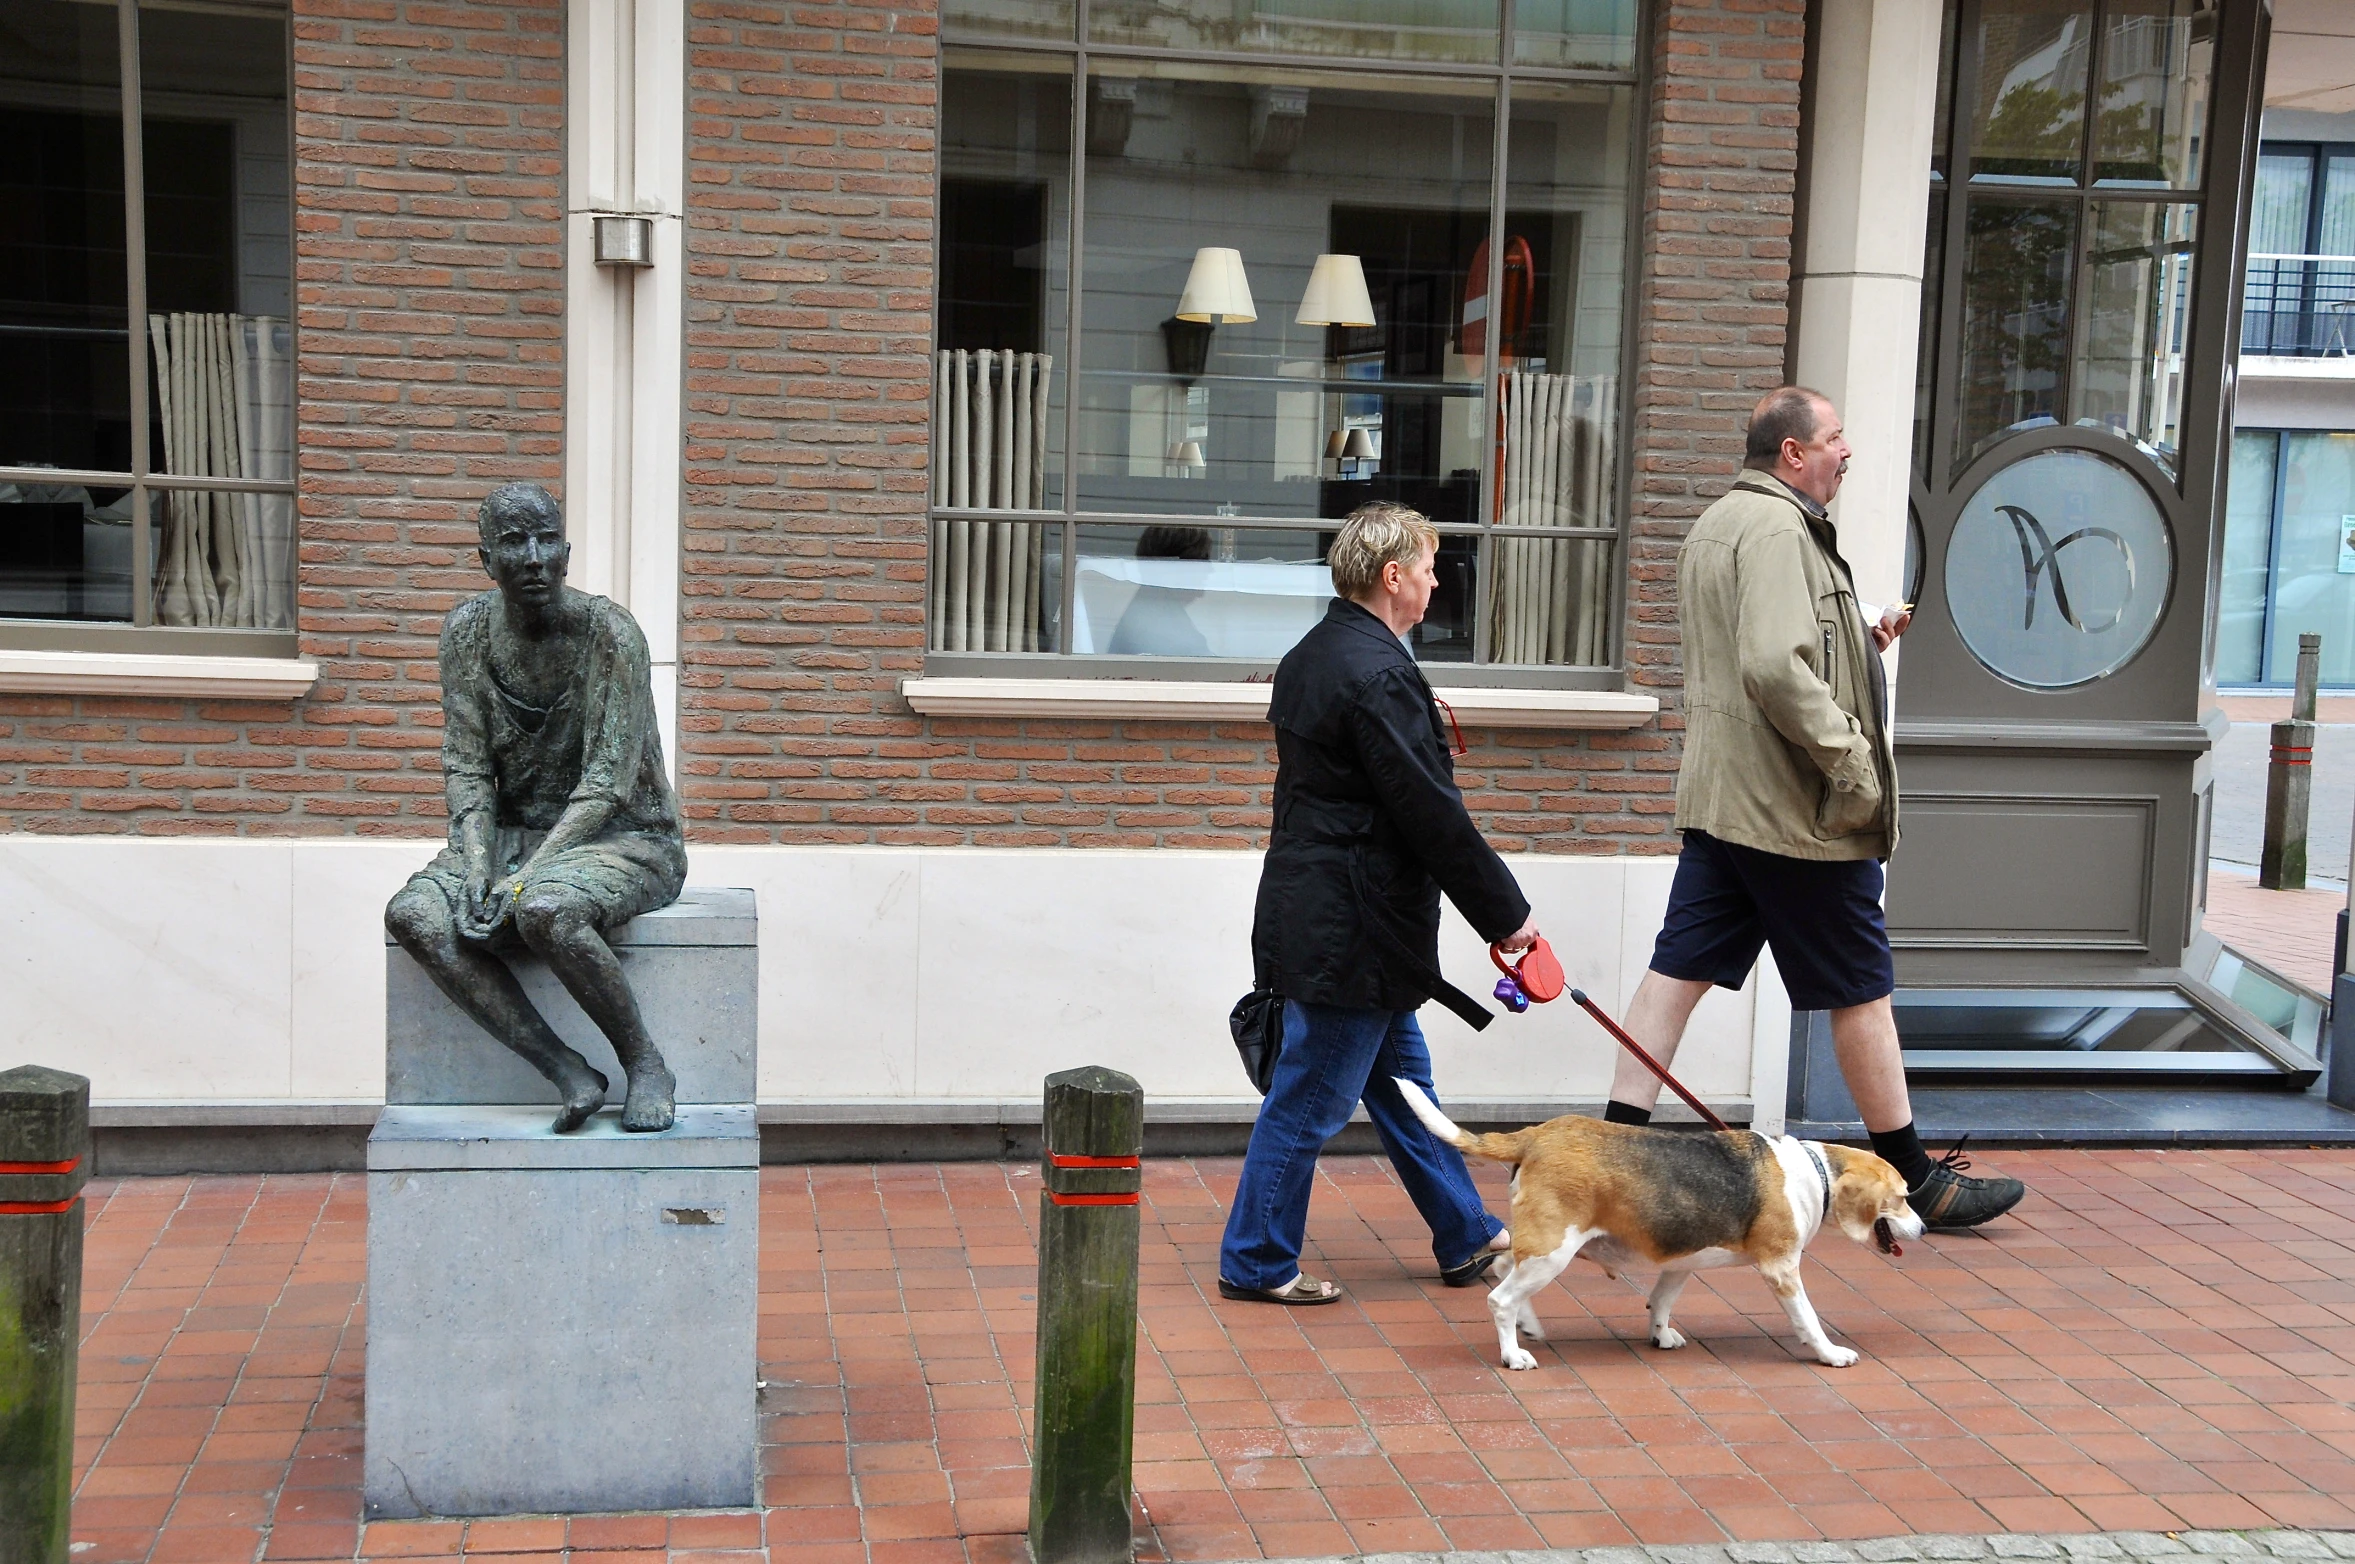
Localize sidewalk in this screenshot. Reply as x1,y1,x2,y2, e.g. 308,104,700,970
71,1150,2355,1564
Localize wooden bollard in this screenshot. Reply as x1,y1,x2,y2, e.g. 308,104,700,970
0,1066,91,1564
2262,632,2323,890
1027,1067,1142,1564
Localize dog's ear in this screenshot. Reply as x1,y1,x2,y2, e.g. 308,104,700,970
1824,1146,1894,1243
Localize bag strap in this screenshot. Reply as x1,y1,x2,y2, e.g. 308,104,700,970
1347,852,1493,1032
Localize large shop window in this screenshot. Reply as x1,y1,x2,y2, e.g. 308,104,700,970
2217,431,2355,688
0,0,294,641
931,4,1638,672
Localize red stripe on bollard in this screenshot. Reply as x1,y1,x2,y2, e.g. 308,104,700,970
0,1156,80,1175
1046,1191,1139,1207
0,1198,75,1214
1044,1152,1140,1169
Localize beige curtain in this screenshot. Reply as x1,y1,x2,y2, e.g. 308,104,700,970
1490,370,1617,666
147,312,295,628
931,348,1052,652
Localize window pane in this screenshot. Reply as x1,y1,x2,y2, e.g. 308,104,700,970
1074,68,1493,532
1089,0,1501,67
2091,0,2213,187
1969,0,2093,184
0,475,134,622
2317,155,2355,355
150,485,294,629
1486,535,1612,665
932,517,1062,652
1069,525,1330,658
1956,197,2076,471
1915,186,1945,478
2075,199,2194,475
2264,433,2355,687
2244,151,2314,355
941,0,1072,46
1931,0,1956,180
937,56,1071,514
0,0,130,478
1512,0,1636,72
2215,431,2276,685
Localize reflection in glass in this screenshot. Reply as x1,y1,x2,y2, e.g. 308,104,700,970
1944,448,2171,689
938,58,1071,517
940,0,1073,45
1512,0,1637,72
933,519,1061,653
2075,200,2194,475
0,0,130,481
1090,0,1501,66
2214,430,2275,685
2092,0,2212,186
1074,69,1495,525
2263,433,2355,687
1068,525,1329,658
1969,0,2092,183
0,474,135,621
1957,198,2076,470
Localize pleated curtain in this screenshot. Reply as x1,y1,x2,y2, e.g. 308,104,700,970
1490,370,1618,666
147,312,296,629
931,348,1053,653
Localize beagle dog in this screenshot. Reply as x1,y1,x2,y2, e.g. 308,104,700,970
1397,1080,1924,1370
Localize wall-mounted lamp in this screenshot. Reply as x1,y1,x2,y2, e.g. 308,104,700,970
1339,427,1375,478
1167,439,1206,476
1175,247,1257,323
593,215,655,268
1296,254,1375,328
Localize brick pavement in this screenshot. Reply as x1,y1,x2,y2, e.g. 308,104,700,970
2203,868,2342,996
70,1150,2355,1564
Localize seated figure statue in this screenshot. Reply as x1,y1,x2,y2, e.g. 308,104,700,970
386,482,688,1133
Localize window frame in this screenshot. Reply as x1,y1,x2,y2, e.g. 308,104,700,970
0,0,300,656
928,0,1650,685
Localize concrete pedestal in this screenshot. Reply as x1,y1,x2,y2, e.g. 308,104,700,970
365,889,758,1519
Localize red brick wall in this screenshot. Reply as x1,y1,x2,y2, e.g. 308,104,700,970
675,0,1799,852
0,0,564,837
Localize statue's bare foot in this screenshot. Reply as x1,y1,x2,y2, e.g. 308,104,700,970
551,1062,609,1134
620,1060,676,1133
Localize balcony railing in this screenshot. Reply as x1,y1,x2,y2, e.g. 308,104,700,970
2243,253,2355,356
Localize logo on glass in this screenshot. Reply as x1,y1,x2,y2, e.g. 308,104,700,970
1946,450,2171,690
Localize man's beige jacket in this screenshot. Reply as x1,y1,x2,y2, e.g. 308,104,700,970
1672,470,1896,862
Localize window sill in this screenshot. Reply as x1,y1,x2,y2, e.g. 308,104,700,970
900,676,1659,729
0,648,321,701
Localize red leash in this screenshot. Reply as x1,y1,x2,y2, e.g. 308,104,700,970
1569,988,1731,1133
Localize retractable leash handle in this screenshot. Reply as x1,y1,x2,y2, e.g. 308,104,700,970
1488,935,1565,1013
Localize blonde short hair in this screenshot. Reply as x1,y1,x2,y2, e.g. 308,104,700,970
1328,502,1439,600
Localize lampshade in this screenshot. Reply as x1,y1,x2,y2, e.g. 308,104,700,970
1170,439,1205,468
1296,253,1375,327
1175,248,1257,324
1341,428,1376,460
1324,429,1348,459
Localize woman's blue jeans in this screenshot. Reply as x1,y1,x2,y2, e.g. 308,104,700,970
1218,1000,1504,1291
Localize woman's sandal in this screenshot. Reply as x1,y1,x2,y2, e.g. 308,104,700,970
1439,1253,1502,1288
1218,1272,1343,1305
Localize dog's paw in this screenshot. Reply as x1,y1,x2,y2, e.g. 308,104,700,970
1649,1325,1687,1350
1814,1343,1859,1367
1500,1345,1539,1371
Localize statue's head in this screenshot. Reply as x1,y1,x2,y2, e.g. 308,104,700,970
476,483,569,610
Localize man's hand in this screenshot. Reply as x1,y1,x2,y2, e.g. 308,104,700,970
1496,917,1541,955
461,859,514,940
1870,603,1913,652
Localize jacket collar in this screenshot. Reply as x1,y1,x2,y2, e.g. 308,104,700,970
1735,469,1831,525
1325,597,1414,658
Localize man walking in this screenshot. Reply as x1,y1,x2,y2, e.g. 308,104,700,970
1605,387,2023,1228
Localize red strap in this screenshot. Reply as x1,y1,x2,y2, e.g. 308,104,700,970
0,1157,80,1175
0,1199,76,1215
1047,1191,1139,1207
1044,1153,1139,1169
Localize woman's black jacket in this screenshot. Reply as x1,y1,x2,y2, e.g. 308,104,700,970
1250,598,1531,1018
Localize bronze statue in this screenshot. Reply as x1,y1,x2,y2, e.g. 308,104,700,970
386,483,688,1133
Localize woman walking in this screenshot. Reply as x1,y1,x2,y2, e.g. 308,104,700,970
1219,503,1541,1306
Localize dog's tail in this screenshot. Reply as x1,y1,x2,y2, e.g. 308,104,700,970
1394,1078,1527,1165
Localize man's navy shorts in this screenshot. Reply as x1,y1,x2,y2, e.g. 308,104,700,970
1647,829,1895,1011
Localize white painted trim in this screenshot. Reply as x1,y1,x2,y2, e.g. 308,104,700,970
899,676,1660,729
0,649,319,700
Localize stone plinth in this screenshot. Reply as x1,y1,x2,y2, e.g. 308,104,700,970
366,889,758,1520
384,888,755,1106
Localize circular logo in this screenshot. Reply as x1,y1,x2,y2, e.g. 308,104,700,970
1944,449,2172,689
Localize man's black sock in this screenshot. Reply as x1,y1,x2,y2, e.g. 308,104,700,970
1871,1122,1935,1191
1602,1101,1653,1126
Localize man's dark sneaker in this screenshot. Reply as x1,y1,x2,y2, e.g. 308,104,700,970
1906,1138,2024,1229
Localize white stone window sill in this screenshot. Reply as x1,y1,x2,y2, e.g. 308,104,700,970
0,649,321,700
901,676,1659,729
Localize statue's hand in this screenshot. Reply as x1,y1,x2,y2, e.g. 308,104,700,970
460,866,518,942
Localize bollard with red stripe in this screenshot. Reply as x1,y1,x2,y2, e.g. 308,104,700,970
2,1063,90,1564
1028,1065,1143,1564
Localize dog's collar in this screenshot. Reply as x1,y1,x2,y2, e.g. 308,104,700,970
1800,1140,1833,1226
